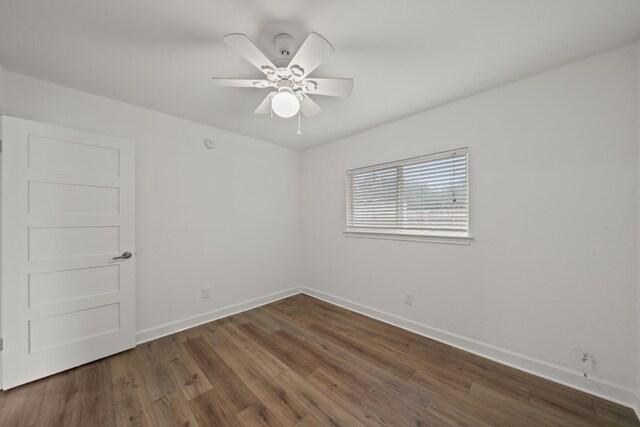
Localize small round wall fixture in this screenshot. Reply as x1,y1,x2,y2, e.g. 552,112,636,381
204,139,216,149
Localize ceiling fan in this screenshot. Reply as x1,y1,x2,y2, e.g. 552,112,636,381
212,32,353,127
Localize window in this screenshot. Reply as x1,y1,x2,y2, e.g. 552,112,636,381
345,148,469,243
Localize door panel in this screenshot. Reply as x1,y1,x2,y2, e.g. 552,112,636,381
28,134,120,176
28,264,120,307
28,226,120,259
1,116,135,389
29,303,120,353
28,181,120,216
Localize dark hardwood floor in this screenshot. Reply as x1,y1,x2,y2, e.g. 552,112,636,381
0,294,638,426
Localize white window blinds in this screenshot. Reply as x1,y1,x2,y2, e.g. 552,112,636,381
346,148,468,237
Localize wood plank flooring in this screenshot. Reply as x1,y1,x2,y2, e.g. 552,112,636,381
0,294,638,426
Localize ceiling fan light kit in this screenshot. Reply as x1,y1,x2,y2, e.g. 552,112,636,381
212,31,354,132
271,87,300,118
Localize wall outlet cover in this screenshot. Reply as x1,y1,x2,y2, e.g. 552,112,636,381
404,292,413,305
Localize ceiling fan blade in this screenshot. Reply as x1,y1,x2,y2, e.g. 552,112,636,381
306,78,353,97
287,32,335,78
254,93,273,114
300,95,322,117
223,33,279,75
212,78,269,88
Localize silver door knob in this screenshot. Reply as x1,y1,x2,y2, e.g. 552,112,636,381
113,251,133,260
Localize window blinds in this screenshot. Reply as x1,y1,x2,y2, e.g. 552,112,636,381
346,148,468,237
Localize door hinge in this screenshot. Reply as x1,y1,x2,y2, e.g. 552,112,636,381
0,339,3,351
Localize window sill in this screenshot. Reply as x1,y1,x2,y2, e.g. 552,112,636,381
343,230,472,245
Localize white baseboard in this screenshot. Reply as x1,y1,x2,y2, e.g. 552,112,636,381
300,287,639,413
134,284,639,416
135,286,302,344
634,392,640,421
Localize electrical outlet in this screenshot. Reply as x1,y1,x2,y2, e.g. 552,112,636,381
201,287,210,299
404,292,413,305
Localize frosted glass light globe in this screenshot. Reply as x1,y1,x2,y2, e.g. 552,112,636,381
271,89,300,118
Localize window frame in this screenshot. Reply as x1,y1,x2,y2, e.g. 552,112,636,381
343,148,472,245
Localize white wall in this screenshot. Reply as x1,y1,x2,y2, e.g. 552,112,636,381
0,63,5,114
636,43,640,413
0,62,3,388
1,70,303,338
1,42,638,409
303,44,638,398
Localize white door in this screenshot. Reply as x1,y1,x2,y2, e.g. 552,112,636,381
1,116,135,389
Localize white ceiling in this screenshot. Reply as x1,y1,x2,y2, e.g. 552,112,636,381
1,1,640,150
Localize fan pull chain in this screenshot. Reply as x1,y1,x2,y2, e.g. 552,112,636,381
296,110,302,135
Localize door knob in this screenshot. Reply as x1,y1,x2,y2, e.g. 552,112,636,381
113,251,133,260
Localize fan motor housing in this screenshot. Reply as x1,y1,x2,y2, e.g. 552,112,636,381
277,78,294,89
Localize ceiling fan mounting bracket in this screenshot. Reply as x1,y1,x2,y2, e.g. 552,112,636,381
273,34,296,58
